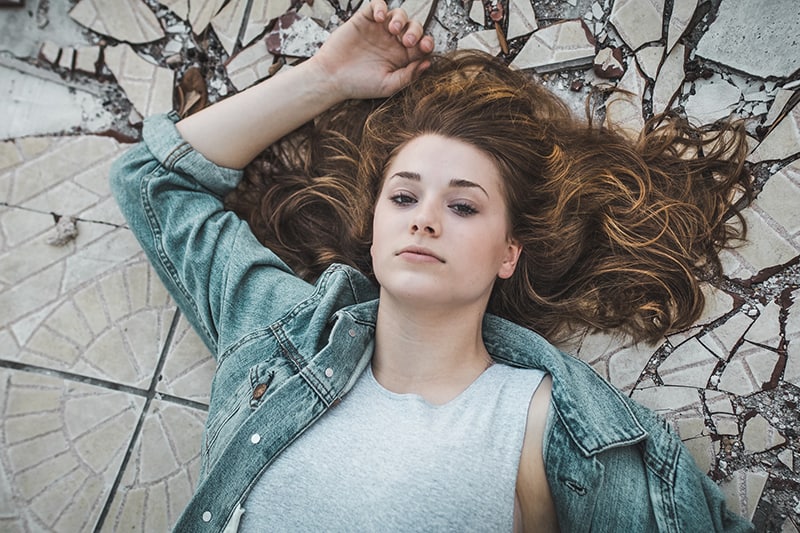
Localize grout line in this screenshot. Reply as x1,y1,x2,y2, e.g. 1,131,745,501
93,308,182,533
0,201,128,229
0,359,149,397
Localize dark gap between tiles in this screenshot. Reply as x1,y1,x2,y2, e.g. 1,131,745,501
93,307,182,533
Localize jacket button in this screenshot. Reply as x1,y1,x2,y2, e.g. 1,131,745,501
325,368,334,378
348,329,356,337
251,433,261,444
252,382,268,400
202,511,212,522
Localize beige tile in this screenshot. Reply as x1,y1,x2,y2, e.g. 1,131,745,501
666,0,696,52
225,39,275,91
161,0,189,21
685,75,741,126
104,44,175,118
718,468,769,522
101,400,205,532
242,0,293,46
457,29,502,56
659,337,719,388
609,0,664,51
188,0,227,36
749,101,800,163
742,413,786,453
510,20,595,73
652,43,684,115
0,368,144,531
211,0,249,55
157,315,215,404
635,45,664,81
717,343,780,395
744,301,782,348
298,0,336,25
68,0,165,44
695,0,800,79
507,0,537,40
632,384,703,413
698,311,754,359
604,60,647,138
399,0,437,26
756,161,800,236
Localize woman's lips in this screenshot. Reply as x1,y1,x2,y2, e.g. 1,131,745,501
396,246,445,263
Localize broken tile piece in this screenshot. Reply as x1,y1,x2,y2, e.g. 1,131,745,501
777,449,794,471
161,0,189,21
719,199,799,280
0,66,114,139
73,45,100,75
573,330,658,392
745,301,783,348
400,0,437,26
609,0,664,51
632,385,701,413
265,14,329,58
593,47,624,79
457,29,501,56
58,48,74,70
510,19,595,73
695,0,800,79
68,0,165,44
681,431,714,473
749,100,800,163
652,43,684,115
712,413,739,436
764,89,795,129
104,44,175,117
698,311,753,359
742,413,786,453
717,344,780,396
634,45,664,81
210,0,248,55
665,0,696,52
39,40,61,64
242,0,293,46
685,75,741,125
469,0,485,25
604,60,646,138
298,0,336,25
719,469,769,522
188,0,226,36
225,39,275,91
658,337,718,388
507,0,537,40
786,289,800,389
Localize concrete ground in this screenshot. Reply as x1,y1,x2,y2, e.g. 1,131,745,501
0,0,798,531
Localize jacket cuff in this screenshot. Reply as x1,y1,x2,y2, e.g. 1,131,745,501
141,111,243,197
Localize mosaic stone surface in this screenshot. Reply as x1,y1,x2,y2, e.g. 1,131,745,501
1,0,798,530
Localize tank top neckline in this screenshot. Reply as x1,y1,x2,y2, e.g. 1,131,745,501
364,361,502,409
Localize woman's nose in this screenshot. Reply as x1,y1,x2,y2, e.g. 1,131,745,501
410,204,440,236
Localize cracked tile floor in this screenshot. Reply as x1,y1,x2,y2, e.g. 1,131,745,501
1,0,799,531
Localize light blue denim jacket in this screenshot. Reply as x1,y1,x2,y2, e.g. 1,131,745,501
110,112,753,533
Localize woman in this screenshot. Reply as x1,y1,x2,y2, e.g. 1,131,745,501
110,0,753,530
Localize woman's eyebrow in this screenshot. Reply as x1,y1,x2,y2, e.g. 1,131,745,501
389,172,489,198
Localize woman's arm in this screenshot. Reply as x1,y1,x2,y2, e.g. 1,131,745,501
176,0,434,169
516,375,560,532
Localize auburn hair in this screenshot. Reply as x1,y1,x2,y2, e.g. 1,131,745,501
225,50,751,344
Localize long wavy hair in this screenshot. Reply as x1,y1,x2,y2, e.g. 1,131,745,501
225,50,751,344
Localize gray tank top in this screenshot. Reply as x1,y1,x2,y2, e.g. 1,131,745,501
239,362,546,532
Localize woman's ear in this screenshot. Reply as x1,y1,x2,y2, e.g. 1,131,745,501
498,239,522,279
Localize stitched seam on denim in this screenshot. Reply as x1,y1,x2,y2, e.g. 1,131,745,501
140,169,218,353
163,141,193,170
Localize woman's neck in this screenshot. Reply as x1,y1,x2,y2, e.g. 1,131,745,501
371,293,494,405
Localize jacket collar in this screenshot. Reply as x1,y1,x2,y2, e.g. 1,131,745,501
342,299,648,457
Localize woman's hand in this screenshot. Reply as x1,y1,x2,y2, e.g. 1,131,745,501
309,0,436,100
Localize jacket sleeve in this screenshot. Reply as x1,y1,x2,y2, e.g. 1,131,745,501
110,112,313,358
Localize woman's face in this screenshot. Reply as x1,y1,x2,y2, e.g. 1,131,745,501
371,134,521,310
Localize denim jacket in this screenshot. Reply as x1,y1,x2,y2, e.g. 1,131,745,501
110,112,754,533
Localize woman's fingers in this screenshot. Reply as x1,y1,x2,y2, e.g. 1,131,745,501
368,0,388,22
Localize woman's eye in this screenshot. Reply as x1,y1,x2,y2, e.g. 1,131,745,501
450,202,478,216
390,193,416,205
